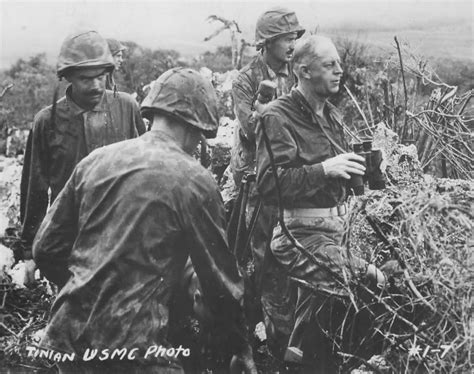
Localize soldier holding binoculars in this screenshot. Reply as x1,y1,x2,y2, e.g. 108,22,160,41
256,35,388,372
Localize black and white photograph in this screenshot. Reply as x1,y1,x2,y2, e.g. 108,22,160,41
0,0,472,373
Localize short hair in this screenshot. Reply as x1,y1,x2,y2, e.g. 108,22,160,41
292,35,334,78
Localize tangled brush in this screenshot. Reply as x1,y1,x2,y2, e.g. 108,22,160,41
342,170,472,373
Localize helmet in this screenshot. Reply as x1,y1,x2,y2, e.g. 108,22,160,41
57,30,115,78
141,68,219,138
255,7,305,50
106,38,127,56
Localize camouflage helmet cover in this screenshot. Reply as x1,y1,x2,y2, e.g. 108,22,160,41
255,7,305,50
141,68,219,138
106,38,127,56
57,30,115,77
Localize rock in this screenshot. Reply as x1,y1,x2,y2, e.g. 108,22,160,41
0,213,9,238
373,122,423,185
0,156,22,231
6,128,29,157
207,117,236,182
219,165,239,206
4,259,37,288
213,70,238,119
9,261,26,288
254,321,267,342
395,144,423,182
31,328,46,343
213,69,239,93
199,67,213,82
0,243,14,280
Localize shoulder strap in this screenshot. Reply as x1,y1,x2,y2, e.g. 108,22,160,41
292,89,346,154
317,116,346,154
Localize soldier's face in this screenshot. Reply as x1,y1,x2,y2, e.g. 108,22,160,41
66,68,108,109
266,32,298,64
113,51,124,70
306,43,343,98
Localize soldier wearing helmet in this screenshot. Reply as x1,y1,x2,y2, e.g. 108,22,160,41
106,38,127,90
20,31,146,270
33,68,257,374
231,7,305,187
229,7,304,357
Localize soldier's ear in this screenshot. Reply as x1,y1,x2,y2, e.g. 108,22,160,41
295,63,311,80
263,39,270,51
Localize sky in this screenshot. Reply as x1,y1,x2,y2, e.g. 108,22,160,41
0,0,472,69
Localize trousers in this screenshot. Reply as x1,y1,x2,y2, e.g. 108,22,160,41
246,201,295,357
271,215,381,372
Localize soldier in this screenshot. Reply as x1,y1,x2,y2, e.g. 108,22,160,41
256,35,387,372
229,7,305,355
20,30,146,268
106,38,127,90
33,68,256,374
231,6,305,187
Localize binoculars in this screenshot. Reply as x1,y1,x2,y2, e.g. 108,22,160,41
347,139,386,196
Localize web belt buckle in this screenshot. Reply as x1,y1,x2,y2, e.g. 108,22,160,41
336,204,347,216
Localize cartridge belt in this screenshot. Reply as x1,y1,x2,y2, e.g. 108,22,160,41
283,204,348,219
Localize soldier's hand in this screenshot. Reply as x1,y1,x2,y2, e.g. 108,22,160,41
253,100,268,116
24,259,37,286
322,153,365,179
365,264,387,289
230,345,257,374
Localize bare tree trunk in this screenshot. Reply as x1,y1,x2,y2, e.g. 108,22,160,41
441,154,448,178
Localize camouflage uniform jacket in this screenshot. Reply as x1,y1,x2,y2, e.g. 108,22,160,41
33,131,248,365
21,86,146,249
230,53,295,186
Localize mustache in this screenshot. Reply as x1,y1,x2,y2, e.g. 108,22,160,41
87,90,104,97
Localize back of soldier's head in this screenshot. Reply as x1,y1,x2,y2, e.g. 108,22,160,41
141,68,219,139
